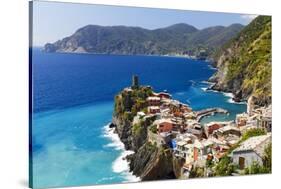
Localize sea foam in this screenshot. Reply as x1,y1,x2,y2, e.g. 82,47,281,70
103,125,124,150
103,124,140,182
222,92,246,104
201,87,208,91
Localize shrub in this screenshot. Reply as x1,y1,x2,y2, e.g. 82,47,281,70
150,124,157,134
214,156,236,176
244,143,271,175
241,128,266,142
123,111,133,121
262,143,272,172
132,123,141,135
189,167,204,178
244,161,269,174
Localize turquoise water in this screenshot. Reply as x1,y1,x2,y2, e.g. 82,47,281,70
31,49,246,188
32,102,138,188
172,83,246,124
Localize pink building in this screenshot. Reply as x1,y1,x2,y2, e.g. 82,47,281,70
147,96,161,106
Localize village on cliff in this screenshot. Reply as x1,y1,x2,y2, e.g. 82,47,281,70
119,75,272,178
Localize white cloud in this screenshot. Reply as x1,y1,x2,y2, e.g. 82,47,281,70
241,14,258,21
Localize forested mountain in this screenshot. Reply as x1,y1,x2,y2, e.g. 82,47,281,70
44,23,243,58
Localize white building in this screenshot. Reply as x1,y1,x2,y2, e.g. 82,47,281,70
232,133,271,169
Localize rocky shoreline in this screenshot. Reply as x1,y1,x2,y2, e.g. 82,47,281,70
207,16,271,107
110,114,176,180
207,83,245,103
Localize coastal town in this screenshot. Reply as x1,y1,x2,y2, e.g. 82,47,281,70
29,3,272,187
115,75,272,179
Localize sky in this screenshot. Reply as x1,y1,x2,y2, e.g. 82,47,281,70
32,1,258,46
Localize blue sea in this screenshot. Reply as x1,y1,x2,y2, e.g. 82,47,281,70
31,48,246,188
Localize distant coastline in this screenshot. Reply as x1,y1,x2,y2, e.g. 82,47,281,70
43,23,244,60
39,47,212,62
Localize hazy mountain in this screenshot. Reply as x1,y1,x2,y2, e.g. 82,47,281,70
44,23,244,58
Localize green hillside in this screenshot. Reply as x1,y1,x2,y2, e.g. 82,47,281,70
44,23,243,59
210,16,271,105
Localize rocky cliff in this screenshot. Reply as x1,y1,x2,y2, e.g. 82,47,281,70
112,86,153,150
210,16,272,105
127,142,175,180
111,86,176,180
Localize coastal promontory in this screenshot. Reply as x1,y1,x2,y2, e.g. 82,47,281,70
110,75,271,181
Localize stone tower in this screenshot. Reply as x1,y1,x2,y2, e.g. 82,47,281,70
132,75,139,89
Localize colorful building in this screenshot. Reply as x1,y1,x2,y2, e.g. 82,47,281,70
147,96,161,106
232,133,271,169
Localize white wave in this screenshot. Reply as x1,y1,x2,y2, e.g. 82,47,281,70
208,65,217,70
222,92,234,98
222,92,246,104
122,172,141,183
200,81,246,105
201,87,208,91
111,143,141,182
102,124,140,182
201,80,214,85
102,125,124,150
222,92,235,104
227,98,247,104
112,150,134,173
205,89,219,93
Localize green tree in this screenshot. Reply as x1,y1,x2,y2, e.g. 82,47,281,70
214,156,236,176
262,143,272,172
244,143,271,174
189,167,204,178
149,124,157,134
244,161,268,174
241,128,266,142
132,123,141,135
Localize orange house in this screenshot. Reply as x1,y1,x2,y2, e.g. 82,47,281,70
204,123,222,137
155,119,174,133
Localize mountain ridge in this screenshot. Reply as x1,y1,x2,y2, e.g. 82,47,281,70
44,23,244,58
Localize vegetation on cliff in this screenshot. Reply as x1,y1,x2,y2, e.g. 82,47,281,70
112,85,176,180
132,117,156,150
113,86,154,150
114,87,152,121
210,16,271,105
241,128,266,142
